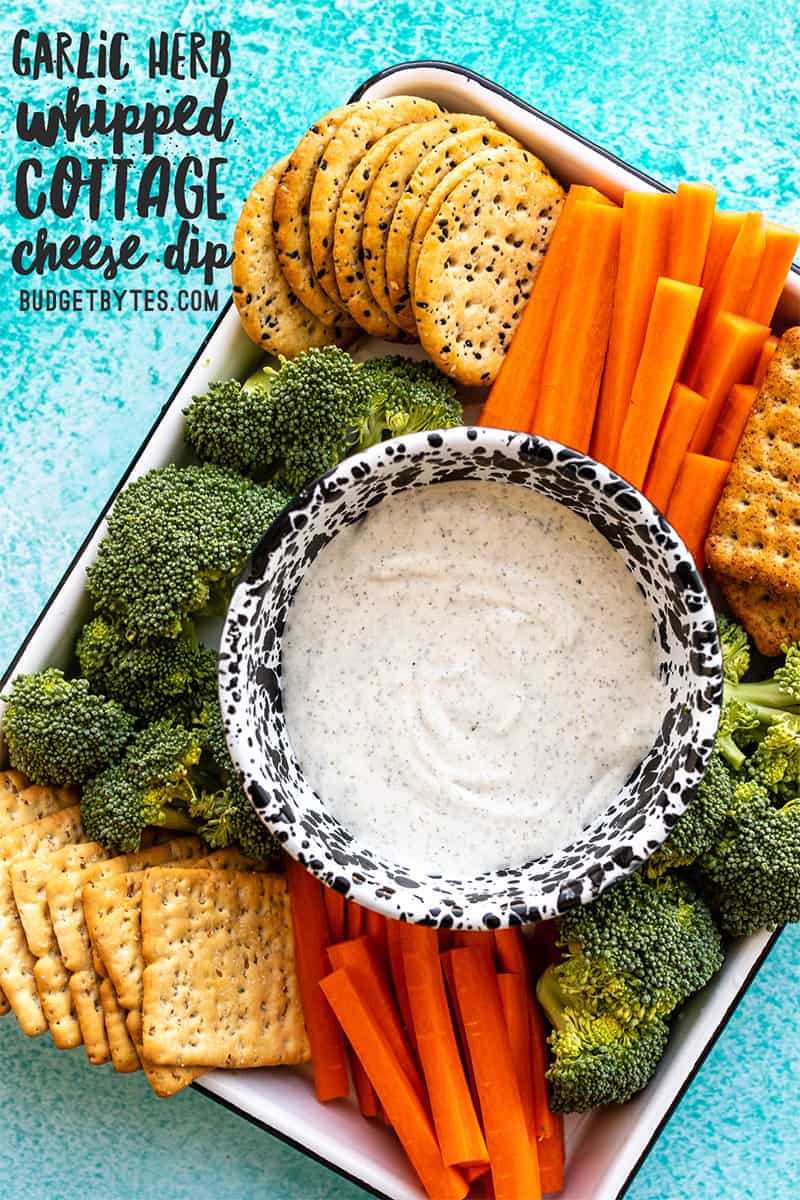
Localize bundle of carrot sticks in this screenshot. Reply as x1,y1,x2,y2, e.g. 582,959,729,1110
479,182,798,570
286,858,564,1200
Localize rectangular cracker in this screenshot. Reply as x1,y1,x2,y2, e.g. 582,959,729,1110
69,968,111,1064
34,951,82,1049
85,848,264,1012
10,842,109,1048
142,868,309,1069
126,1007,206,1098
99,977,139,1073
706,327,800,590
717,573,800,657
87,849,264,1095
47,837,205,1061
0,805,84,1035
11,843,110,958
0,782,78,838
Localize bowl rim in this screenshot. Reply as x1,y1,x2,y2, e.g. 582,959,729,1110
219,425,723,926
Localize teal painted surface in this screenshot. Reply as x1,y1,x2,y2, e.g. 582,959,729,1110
1,1,798,1197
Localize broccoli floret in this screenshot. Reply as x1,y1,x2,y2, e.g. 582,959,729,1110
700,781,800,936
559,870,724,1015
745,719,800,798
2,669,135,787
541,1005,670,1112
716,698,761,771
536,953,672,1027
647,753,734,876
355,356,462,443
718,615,751,685
81,719,203,851
183,364,278,479
81,704,280,861
86,465,291,641
264,346,370,492
725,641,800,711
75,616,217,722
190,699,280,861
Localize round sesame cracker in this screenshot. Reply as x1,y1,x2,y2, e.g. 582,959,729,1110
384,125,521,335
309,96,441,308
232,157,355,356
332,126,413,340
362,114,492,327
414,153,565,386
273,105,361,327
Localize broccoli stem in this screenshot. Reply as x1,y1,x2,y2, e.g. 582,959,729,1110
724,678,800,713
160,810,198,833
535,964,567,1031
717,733,746,772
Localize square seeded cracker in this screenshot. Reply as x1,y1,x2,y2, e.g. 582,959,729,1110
0,805,85,1035
10,842,111,1049
0,782,77,839
706,327,800,590
86,849,266,1095
717,573,800,657
46,836,205,1064
142,868,309,1069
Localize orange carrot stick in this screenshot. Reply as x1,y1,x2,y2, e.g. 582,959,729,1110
479,184,614,433
535,201,622,453
321,969,468,1200
285,859,350,1102
643,383,706,511
752,335,778,387
590,192,673,465
494,928,529,977
745,222,800,325
528,996,557,1143
666,453,731,571
352,1053,380,1118
346,899,365,939
498,973,536,1150
401,925,489,1169
323,887,346,944
438,928,455,952
684,211,765,385
688,312,770,451
441,950,480,1104
666,181,717,285
700,211,746,294
328,936,427,1108
614,278,703,487
365,908,390,972
537,1114,565,1195
706,383,758,461
387,920,417,1050
452,947,541,1200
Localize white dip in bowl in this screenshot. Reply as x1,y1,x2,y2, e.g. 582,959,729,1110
281,479,665,877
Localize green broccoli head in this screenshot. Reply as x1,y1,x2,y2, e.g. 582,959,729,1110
700,781,800,936
745,719,800,798
86,465,291,641
718,615,751,685
536,954,673,1028
75,617,217,723
81,718,203,852
544,1008,670,1112
559,870,724,1014
647,752,734,876
2,669,135,787
267,346,370,492
190,698,281,861
355,356,462,443
183,365,279,480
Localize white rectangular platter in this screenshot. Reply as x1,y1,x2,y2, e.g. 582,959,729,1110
2,59,798,1200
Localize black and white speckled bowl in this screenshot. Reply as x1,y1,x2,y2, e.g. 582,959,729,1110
219,427,722,928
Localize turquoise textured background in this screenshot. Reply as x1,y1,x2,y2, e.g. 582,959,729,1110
1,2,798,1197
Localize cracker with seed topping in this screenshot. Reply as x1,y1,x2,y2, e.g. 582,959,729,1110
141,868,309,1069
707,327,800,592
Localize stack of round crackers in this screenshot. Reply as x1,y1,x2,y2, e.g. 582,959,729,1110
232,97,565,386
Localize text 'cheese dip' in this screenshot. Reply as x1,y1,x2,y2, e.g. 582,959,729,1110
281,480,665,877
